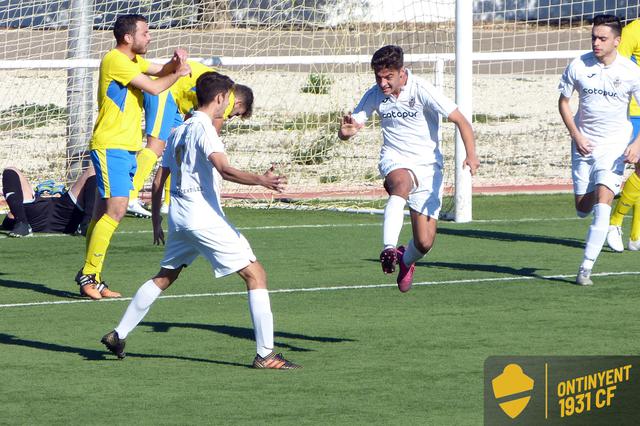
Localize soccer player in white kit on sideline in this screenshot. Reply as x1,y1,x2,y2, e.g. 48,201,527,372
558,14,640,286
100,71,301,369
338,45,480,293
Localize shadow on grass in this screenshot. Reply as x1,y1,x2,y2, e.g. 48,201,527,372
424,261,575,284
363,259,575,285
0,333,247,367
0,275,78,299
141,321,356,352
438,228,584,249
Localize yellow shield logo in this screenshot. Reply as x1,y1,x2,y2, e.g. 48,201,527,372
492,363,535,419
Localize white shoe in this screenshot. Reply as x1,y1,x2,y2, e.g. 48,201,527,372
629,239,640,251
160,204,169,215
127,199,151,218
606,225,624,253
575,266,593,286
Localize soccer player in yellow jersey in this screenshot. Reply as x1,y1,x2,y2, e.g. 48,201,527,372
127,61,253,218
75,14,191,299
607,18,640,252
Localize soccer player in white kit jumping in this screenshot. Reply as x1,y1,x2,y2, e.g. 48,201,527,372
558,14,640,285
339,45,479,292
101,72,301,369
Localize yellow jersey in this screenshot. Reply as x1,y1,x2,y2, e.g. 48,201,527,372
170,60,215,115
619,19,640,117
91,49,150,151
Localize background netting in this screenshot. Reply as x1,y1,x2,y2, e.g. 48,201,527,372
1,1,639,212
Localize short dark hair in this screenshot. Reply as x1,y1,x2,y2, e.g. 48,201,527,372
113,14,147,44
371,45,404,71
196,72,234,108
592,14,622,37
234,84,254,119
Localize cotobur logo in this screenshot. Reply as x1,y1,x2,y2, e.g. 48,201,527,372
381,110,418,119
492,363,535,419
582,88,618,97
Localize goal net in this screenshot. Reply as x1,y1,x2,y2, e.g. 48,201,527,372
0,1,639,218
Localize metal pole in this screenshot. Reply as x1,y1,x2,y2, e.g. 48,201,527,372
66,0,94,183
454,0,473,222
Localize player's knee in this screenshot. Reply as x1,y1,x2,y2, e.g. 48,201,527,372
239,261,267,290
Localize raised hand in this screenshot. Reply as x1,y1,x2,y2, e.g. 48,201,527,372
261,164,287,192
339,113,362,139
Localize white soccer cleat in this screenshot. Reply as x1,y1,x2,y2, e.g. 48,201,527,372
160,203,169,215
575,266,593,286
606,225,624,253
127,199,151,218
628,239,640,251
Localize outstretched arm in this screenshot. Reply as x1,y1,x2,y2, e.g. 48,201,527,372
209,152,286,192
447,108,480,175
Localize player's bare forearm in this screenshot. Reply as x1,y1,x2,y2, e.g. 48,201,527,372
148,49,188,77
151,167,169,217
221,166,286,192
559,95,592,155
209,152,286,191
131,61,191,95
558,95,580,140
449,109,480,174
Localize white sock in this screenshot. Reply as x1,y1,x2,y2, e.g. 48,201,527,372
581,203,611,271
383,195,407,248
114,280,162,339
248,289,274,358
402,239,427,266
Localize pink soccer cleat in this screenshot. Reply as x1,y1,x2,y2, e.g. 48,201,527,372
396,246,415,293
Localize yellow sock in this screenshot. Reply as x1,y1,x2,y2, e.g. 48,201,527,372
85,220,97,252
164,174,171,206
129,148,159,200
631,201,640,241
610,173,640,227
82,214,119,279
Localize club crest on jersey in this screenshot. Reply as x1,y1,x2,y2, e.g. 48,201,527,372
613,77,621,88
409,97,415,108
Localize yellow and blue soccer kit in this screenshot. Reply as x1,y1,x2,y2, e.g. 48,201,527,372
91,48,149,198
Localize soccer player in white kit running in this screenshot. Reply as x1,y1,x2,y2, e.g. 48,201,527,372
100,72,301,369
558,14,640,286
339,45,480,292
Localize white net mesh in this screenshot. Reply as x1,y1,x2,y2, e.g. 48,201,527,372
1,1,639,212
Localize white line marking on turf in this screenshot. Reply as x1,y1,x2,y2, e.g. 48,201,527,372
0,216,582,240
1,271,638,310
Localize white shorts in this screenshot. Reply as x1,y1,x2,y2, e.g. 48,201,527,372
160,225,256,278
571,145,625,196
379,158,444,219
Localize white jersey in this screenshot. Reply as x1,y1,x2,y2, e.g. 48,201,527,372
558,51,640,148
162,111,226,231
351,69,457,167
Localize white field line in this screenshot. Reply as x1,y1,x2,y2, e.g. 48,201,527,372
1,271,638,310
0,216,582,240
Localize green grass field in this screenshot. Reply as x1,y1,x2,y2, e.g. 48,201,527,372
1,194,639,425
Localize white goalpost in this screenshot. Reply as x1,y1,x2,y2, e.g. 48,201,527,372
1,1,638,221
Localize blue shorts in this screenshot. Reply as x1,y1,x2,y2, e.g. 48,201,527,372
143,91,183,141
631,116,640,140
91,149,137,198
